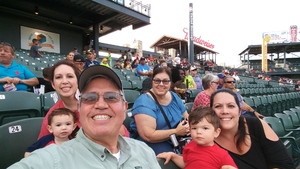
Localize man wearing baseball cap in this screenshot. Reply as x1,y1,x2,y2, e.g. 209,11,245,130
9,65,160,169
217,73,226,89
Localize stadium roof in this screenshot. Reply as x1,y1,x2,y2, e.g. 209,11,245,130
239,42,300,55
150,35,218,54
0,0,151,37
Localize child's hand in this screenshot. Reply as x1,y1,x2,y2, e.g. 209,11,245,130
221,165,237,169
156,152,175,165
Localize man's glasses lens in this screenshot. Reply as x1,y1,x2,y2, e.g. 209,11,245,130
153,79,171,85
80,92,122,104
226,81,235,84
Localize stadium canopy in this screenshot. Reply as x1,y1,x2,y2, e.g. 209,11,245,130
150,35,218,63
239,42,300,56
0,0,150,37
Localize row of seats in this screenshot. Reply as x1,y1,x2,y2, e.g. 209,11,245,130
263,109,300,166
243,92,300,116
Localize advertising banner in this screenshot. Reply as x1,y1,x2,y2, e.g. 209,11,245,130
262,25,300,43
20,26,60,53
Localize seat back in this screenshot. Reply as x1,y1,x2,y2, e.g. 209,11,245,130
263,116,287,137
274,113,296,130
123,90,141,109
157,158,181,169
41,91,60,116
185,102,193,114
123,109,132,131
0,92,42,125
0,117,43,168
283,110,300,127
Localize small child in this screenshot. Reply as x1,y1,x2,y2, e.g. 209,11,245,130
24,108,77,157
157,106,237,169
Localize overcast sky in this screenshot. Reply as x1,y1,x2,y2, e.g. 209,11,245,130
101,0,300,67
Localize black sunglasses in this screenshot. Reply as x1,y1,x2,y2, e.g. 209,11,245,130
225,81,236,84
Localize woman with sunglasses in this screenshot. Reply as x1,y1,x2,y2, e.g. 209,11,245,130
192,73,219,110
38,60,129,139
130,67,189,155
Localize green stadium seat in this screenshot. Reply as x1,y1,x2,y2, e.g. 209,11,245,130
263,116,300,166
0,92,42,125
185,102,193,114
126,75,141,82
0,117,43,168
41,91,60,116
157,158,181,169
122,80,133,90
258,96,273,116
131,80,143,91
188,89,201,102
123,90,140,109
283,110,300,127
123,109,132,131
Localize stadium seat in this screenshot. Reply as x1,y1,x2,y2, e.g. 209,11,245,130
0,92,42,125
251,96,268,116
122,80,133,90
188,89,201,102
0,117,43,168
123,109,132,131
274,113,300,146
41,91,60,116
131,80,143,91
263,116,300,166
283,110,300,127
185,102,193,114
258,96,273,116
157,158,181,169
123,90,141,109
126,75,141,82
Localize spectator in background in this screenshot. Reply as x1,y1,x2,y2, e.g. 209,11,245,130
165,54,172,65
65,51,75,61
122,59,132,70
84,50,99,69
192,74,219,110
295,80,300,91
136,57,152,77
73,55,85,73
174,54,181,67
222,76,264,118
232,71,240,81
217,73,226,89
223,69,230,76
113,60,122,70
190,65,204,90
100,58,110,68
73,47,80,55
183,67,197,89
29,39,43,58
37,67,55,93
0,42,39,91
126,49,133,62
131,59,139,70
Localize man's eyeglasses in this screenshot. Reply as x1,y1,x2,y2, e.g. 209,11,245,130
153,79,171,85
225,81,236,84
80,92,123,104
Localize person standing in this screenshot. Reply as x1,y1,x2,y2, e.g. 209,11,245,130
0,42,39,91
29,39,43,58
136,57,152,77
8,65,161,169
190,65,204,90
